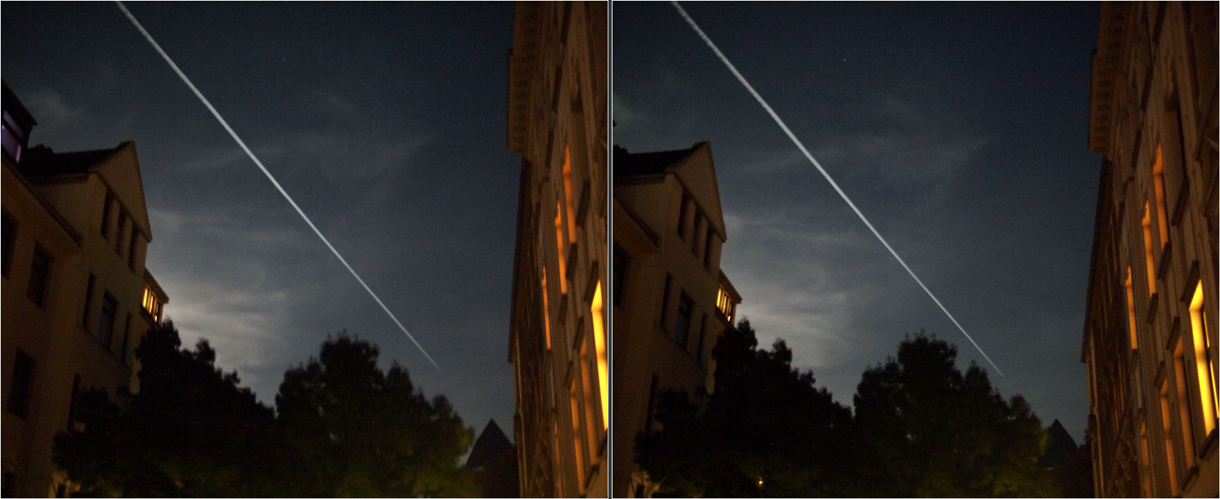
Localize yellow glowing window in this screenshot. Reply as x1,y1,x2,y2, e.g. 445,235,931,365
1172,340,1197,468
1141,203,1157,296
141,286,162,323
541,268,552,350
590,281,608,430
1189,281,1217,433
716,286,735,323
562,147,578,243
1153,145,1169,249
1160,381,1179,492
1125,267,1138,350
554,202,567,294
569,380,586,495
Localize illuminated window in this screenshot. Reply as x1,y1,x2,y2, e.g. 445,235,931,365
6,350,34,419
27,245,51,308
554,202,568,294
1172,339,1197,469
1139,423,1153,497
1141,203,1157,296
1160,381,1179,492
716,286,736,323
1189,281,1216,434
579,341,598,462
98,293,118,349
541,269,552,350
562,147,577,243
568,379,586,495
142,286,163,323
3,209,16,278
1152,145,1169,249
1125,267,1138,350
590,281,608,430
675,292,693,349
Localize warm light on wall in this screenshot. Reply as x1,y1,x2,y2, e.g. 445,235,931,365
1153,145,1169,250
1189,281,1217,433
1125,267,1139,350
591,281,608,430
541,269,552,350
563,147,578,244
554,202,567,294
1160,381,1179,492
1141,203,1157,296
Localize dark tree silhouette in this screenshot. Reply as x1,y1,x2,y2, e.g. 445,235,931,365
635,320,857,497
274,332,478,497
852,332,1059,497
53,321,282,497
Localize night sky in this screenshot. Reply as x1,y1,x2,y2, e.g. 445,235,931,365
3,2,520,438
615,2,1101,442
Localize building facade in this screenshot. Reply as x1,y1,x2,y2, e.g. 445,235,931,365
612,143,742,497
506,2,609,497
1082,2,1217,497
1,82,169,497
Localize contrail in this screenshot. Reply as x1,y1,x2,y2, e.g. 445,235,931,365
115,1,439,369
671,2,1004,377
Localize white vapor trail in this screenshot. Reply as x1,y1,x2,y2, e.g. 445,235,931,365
671,2,1004,377
115,1,439,369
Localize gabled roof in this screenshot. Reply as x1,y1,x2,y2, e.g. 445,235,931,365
613,143,702,179
20,141,153,240
615,142,728,241
466,419,513,470
20,144,124,178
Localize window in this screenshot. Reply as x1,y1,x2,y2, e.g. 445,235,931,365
677,192,689,237
1189,281,1217,433
613,244,630,306
716,285,736,323
659,274,673,331
1152,145,1169,249
696,314,707,366
2,209,15,278
568,379,586,495
98,292,118,349
2,111,25,163
1141,203,1157,296
1172,339,1197,469
562,147,577,243
6,350,35,419
128,229,138,270
541,268,552,350
675,293,693,349
554,202,568,294
703,229,715,270
100,192,113,240
142,286,163,324
27,245,51,308
1160,380,1179,492
114,210,127,254
590,281,608,430
1125,267,1138,350
690,213,701,254
82,274,96,330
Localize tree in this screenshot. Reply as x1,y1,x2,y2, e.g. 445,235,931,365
635,320,857,497
54,321,283,497
274,332,478,497
852,332,1059,497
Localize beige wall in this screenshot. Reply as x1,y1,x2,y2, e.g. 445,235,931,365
2,141,167,497
1083,2,1217,497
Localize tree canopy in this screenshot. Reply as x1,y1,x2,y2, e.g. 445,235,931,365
635,324,1061,497
54,325,479,497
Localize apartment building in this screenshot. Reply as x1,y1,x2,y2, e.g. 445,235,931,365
612,142,742,497
1081,2,1217,497
1,81,169,497
506,2,609,497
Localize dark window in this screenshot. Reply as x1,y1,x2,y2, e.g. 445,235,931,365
613,244,630,306
100,192,113,239
659,274,673,331
677,192,689,237
675,293,693,349
82,274,96,330
114,211,127,254
2,210,15,278
120,314,132,366
98,293,118,349
128,230,138,270
696,314,707,366
26,246,51,308
704,229,715,269
6,350,35,419
690,213,701,254
645,374,659,432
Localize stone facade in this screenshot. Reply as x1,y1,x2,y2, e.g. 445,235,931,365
1082,2,1218,497
506,2,608,497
